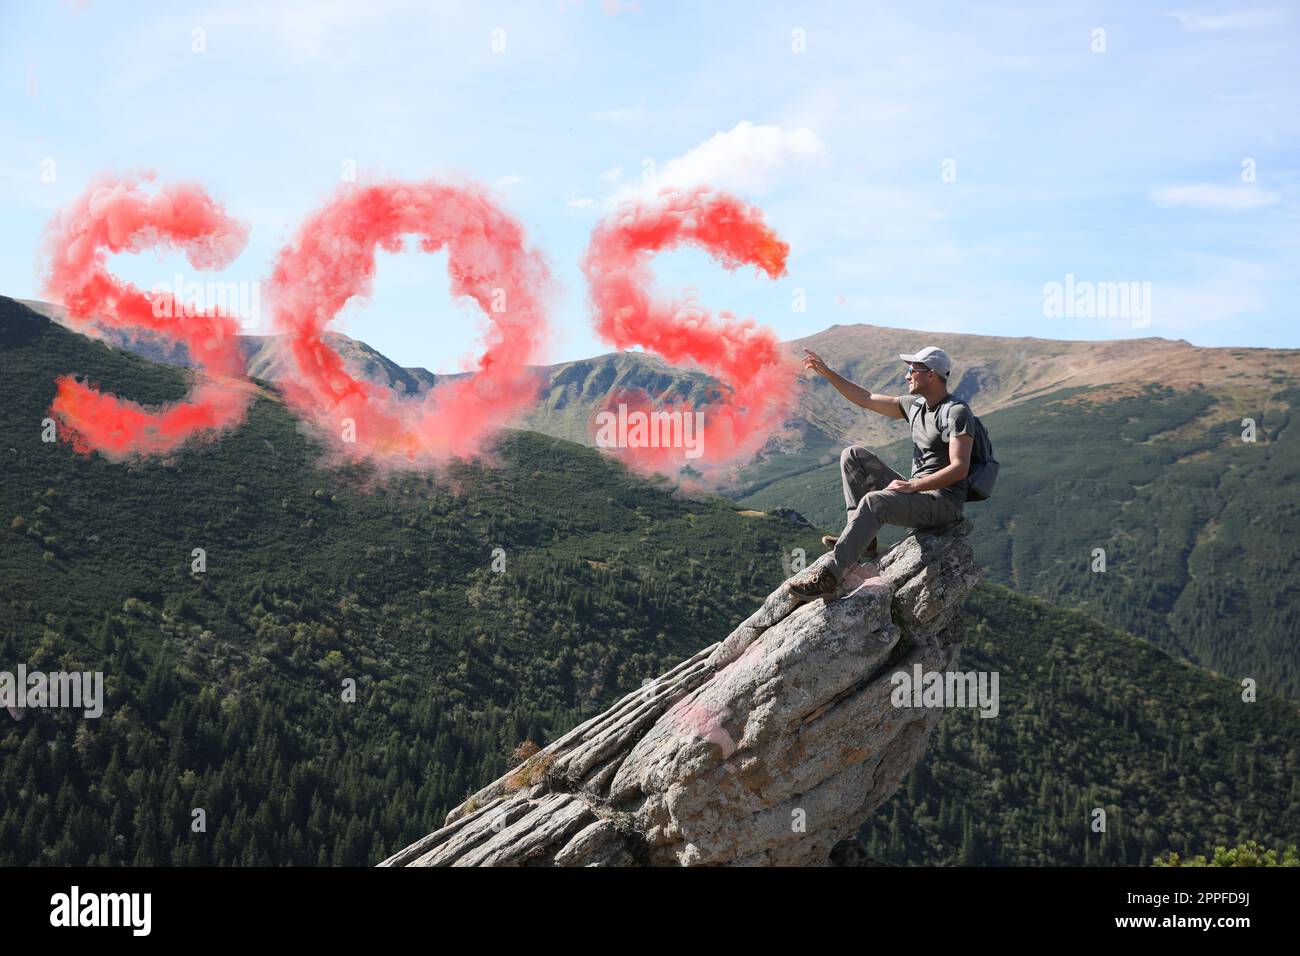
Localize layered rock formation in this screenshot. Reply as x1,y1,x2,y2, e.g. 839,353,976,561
380,520,981,867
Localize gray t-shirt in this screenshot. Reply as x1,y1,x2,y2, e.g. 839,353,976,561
897,394,973,504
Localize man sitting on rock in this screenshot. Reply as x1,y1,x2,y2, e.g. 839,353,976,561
788,345,972,599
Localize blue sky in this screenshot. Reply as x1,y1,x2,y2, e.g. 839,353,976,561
2,0,1297,374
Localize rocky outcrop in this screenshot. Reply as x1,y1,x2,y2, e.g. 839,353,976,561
379,520,981,867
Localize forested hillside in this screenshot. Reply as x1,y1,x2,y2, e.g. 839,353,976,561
2,298,1296,867
861,582,1300,865
0,299,822,864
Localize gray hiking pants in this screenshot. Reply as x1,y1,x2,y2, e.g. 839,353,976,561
827,445,964,582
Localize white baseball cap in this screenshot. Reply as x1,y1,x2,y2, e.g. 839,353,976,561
899,346,951,378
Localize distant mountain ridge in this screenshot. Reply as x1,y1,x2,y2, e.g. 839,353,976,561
20,295,1298,472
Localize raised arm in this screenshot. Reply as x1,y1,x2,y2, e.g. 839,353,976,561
802,348,906,419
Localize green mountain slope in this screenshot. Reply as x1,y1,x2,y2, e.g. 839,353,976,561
738,383,1300,702
863,582,1300,866
2,296,1296,867
0,297,823,865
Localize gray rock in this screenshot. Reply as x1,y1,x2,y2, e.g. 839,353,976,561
378,520,981,867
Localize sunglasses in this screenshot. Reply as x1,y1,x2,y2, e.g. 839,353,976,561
904,364,932,376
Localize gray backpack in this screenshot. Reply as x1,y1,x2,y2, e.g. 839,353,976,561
915,396,999,502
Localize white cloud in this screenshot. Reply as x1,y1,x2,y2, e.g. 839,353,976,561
600,165,623,182
494,173,524,188
1165,8,1289,31
606,120,828,207
1149,183,1280,210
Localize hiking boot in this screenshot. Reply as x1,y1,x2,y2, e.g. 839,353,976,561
788,563,839,599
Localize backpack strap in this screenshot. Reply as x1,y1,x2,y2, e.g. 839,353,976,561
915,394,962,432
937,395,963,434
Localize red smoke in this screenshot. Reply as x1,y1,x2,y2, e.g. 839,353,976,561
266,180,554,467
581,187,799,480
585,386,706,474
40,173,254,459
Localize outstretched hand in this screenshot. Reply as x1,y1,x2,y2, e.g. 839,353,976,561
802,348,831,378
